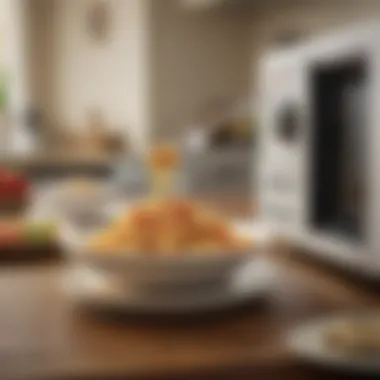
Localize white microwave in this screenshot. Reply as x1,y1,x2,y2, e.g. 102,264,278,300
257,23,380,277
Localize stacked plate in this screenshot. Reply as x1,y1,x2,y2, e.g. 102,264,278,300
61,222,276,315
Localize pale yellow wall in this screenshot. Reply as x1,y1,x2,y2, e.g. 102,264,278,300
49,0,152,150
150,0,253,140
28,0,253,146
28,0,57,127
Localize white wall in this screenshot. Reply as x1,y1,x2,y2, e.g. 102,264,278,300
0,0,32,153
52,0,151,150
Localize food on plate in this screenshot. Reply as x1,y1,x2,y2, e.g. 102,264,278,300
325,317,380,356
0,223,22,246
88,198,253,255
0,220,57,247
25,222,58,246
88,145,252,256
0,168,30,202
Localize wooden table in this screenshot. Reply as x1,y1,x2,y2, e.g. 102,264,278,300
1,254,380,380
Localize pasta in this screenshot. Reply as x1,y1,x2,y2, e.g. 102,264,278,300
88,199,253,255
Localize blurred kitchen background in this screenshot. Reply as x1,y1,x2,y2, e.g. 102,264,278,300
0,0,378,239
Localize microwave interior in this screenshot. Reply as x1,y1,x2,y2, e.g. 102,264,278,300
310,57,368,241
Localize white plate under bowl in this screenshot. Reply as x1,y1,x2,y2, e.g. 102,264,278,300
63,259,276,314
61,223,266,289
288,313,380,373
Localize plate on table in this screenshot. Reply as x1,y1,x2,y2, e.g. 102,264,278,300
288,312,380,373
63,259,277,315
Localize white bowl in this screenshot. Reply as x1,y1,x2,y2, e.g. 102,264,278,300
61,223,265,290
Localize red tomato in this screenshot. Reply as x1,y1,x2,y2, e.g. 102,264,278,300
0,224,22,246
0,171,29,200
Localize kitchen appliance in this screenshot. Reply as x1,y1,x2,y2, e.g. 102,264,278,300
257,23,380,277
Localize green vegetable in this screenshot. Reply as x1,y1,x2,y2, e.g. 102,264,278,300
24,223,57,246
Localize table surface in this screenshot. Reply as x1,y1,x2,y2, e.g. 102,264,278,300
1,253,380,380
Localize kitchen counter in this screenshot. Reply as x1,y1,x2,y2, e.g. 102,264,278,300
0,251,378,380
0,153,118,179
0,147,255,187
0,152,117,165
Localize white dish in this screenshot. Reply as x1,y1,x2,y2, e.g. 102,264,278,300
288,314,380,373
63,259,276,314
61,222,265,289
